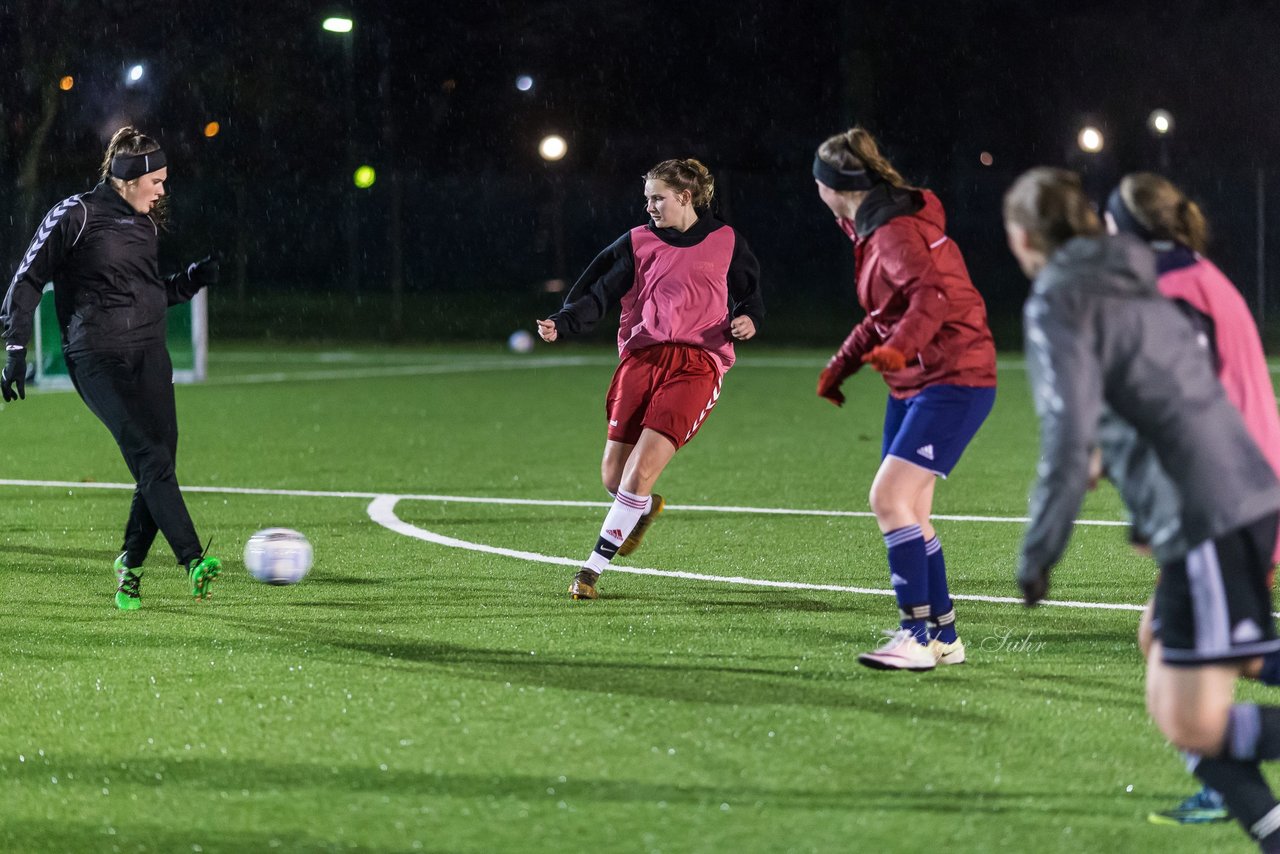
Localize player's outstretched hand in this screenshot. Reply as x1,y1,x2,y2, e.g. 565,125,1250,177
2,345,26,402
861,345,907,373
188,255,220,288
816,364,847,407
536,319,558,343
1017,562,1050,607
730,315,756,341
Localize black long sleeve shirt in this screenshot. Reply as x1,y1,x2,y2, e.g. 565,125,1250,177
3,181,203,356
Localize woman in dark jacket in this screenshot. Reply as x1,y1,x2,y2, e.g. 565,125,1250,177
1005,166,1280,852
814,127,997,671
2,126,221,610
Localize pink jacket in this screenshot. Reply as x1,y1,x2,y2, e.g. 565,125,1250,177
1160,256,1280,562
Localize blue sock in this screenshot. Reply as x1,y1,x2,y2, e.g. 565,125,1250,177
1258,651,1280,687
925,535,957,643
885,524,929,644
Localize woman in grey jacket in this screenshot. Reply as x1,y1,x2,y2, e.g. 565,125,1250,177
1004,166,1280,852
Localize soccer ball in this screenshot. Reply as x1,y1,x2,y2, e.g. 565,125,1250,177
507,329,535,354
243,528,313,585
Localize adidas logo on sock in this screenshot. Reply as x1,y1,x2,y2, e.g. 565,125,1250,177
916,444,935,461
890,572,908,586
606,528,623,540
1233,619,1263,643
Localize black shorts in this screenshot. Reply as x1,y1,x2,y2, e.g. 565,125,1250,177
1153,512,1280,666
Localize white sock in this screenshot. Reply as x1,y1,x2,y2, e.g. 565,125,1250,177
583,488,649,573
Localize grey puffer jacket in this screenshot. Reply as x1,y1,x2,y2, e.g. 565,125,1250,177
1018,233,1280,583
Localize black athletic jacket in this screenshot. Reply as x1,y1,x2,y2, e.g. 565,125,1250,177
2,182,205,356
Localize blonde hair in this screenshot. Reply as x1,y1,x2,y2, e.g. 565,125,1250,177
816,126,914,190
99,126,169,226
99,126,161,184
1119,172,1209,253
1003,167,1102,253
644,158,715,208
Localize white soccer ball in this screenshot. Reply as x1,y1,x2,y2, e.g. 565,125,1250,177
243,528,313,585
507,329,535,354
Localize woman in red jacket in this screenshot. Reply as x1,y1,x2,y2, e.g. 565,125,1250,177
814,127,997,671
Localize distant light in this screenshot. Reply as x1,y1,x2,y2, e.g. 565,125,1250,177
1148,109,1174,136
203,121,221,138
516,75,534,92
1078,126,1104,154
442,79,457,93
126,64,145,84
58,76,74,92
979,151,994,167
539,134,567,162
322,16,353,33
353,165,377,189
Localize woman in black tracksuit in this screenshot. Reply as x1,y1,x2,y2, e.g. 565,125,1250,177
1,126,221,610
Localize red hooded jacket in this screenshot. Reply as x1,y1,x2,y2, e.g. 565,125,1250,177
829,186,997,398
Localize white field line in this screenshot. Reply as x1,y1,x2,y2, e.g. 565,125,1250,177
365,495,1143,612
0,477,1124,526
0,477,1140,612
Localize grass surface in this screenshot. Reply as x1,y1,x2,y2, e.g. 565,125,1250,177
0,344,1268,853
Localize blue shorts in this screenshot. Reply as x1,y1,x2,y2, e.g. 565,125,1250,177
882,385,996,478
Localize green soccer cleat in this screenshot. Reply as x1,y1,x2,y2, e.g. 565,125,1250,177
114,553,142,611
1147,786,1229,825
616,493,664,557
187,556,222,600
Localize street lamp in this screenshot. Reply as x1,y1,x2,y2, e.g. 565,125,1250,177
1148,109,1174,169
322,13,359,291
516,75,534,92
538,135,568,284
1077,126,1104,154
125,64,145,86
1148,109,1174,136
539,134,567,161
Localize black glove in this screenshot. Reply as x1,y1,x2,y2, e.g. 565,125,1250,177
1016,558,1050,607
187,255,220,288
2,346,26,402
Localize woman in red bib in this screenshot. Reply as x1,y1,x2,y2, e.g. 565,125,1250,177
538,158,764,600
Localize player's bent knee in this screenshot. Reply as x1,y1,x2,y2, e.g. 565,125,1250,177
1152,707,1228,756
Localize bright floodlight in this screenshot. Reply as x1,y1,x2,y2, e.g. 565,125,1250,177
322,16,354,33
1077,126,1104,154
516,75,534,92
127,64,145,83
353,165,377,188
539,134,567,161
1148,109,1174,136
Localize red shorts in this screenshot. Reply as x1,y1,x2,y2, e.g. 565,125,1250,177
606,344,723,449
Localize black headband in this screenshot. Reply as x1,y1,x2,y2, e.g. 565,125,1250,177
812,155,877,192
1106,187,1156,242
109,149,167,181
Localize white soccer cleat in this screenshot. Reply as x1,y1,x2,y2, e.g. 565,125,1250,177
929,637,966,665
858,628,937,671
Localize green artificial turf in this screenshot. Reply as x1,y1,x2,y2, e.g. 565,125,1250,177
0,344,1266,852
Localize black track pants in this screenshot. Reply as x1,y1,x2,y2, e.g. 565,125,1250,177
67,346,202,567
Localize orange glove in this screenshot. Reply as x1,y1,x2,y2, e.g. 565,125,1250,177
861,345,907,373
816,364,849,407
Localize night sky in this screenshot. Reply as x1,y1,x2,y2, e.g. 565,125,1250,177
3,0,1280,338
